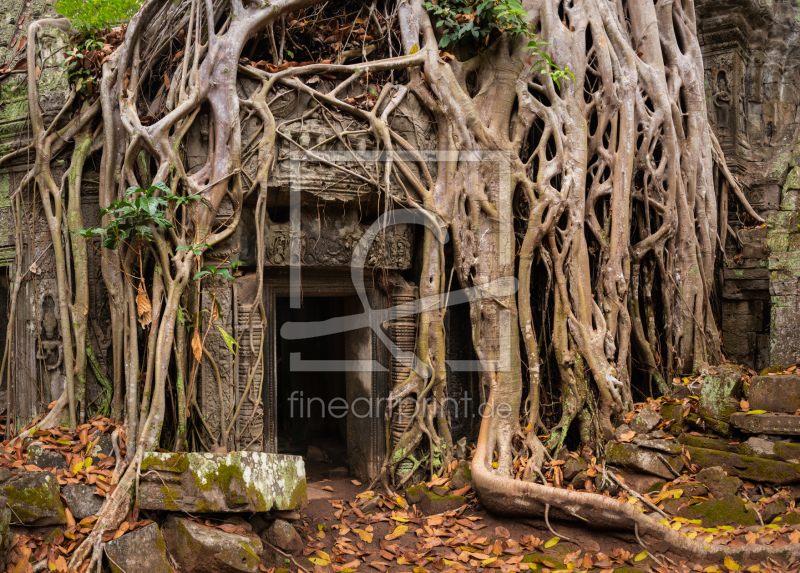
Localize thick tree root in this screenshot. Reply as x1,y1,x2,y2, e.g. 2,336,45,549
472,417,800,563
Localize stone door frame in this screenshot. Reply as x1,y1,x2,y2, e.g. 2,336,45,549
261,268,390,480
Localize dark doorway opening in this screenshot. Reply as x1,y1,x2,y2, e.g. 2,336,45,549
276,296,349,479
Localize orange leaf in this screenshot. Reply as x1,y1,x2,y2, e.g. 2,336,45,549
192,329,203,362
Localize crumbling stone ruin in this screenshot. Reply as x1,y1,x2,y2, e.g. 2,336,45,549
4,0,800,570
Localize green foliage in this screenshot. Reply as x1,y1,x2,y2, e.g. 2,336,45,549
423,0,528,48
422,0,574,87
64,36,104,96
193,261,243,282
56,0,141,33
77,182,199,250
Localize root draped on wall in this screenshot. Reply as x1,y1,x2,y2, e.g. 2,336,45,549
2,0,776,566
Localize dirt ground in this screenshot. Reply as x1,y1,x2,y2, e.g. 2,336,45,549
261,473,737,573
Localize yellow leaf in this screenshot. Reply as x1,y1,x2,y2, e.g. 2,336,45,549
354,528,373,543
745,410,768,415
746,566,761,572
387,524,408,539
492,462,498,469
544,536,559,548
409,44,419,54
309,557,330,566
634,551,648,562
396,496,407,508
481,557,497,565
724,556,742,571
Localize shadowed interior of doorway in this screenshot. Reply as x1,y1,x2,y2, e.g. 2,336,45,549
276,296,353,480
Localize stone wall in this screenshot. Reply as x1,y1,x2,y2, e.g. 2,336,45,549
697,0,800,370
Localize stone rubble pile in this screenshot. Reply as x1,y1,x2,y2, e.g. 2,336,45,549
594,365,800,529
0,430,307,572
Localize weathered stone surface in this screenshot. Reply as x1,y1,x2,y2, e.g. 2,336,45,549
448,462,472,491
660,403,686,435
747,375,800,413
633,436,682,455
0,497,11,571
137,451,306,513
739,437,777,459
685,446,800,485
629,409,662,434
605,443,684,480
562,457,588,482
730,412,800,435
0,471,65,525
263,519,302,555
775,441,800,462
680,494,757,528
761,499,787,523
699,367,743,432
61,484,104,520
89,435,114,458
696,466,743,498
678,433,737,453
105,523,172,573
616,472,664,494
417,492,467,514
26,445,67,471
163,516,263,573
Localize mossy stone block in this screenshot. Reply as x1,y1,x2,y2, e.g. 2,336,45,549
698,366,743,427
0,471,65,525
137,451,306,513
163,515,263,573
685,446,800,484
417,491,467,514
681,493,757,527
105,523,172,573
606,442,684,479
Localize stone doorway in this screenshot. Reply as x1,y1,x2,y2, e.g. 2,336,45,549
262,270,390,482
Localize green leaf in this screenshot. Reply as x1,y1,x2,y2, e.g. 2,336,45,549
215,325,238,355
194,270,211,280
544,536,559,548
150,181,171,194
634,551,648,562
745,409,768,415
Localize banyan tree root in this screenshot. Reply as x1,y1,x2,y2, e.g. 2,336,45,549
7,0,789,565
471,414,800,562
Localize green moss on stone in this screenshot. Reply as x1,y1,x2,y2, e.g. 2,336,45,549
685,494,757,527
760,365,788,375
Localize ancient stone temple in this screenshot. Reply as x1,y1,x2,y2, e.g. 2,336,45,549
0,0,798,485
697,0,800,370
0,0,483,483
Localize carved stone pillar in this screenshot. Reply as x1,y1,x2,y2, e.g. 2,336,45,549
387,278,418,452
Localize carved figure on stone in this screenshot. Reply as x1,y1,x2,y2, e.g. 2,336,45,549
38,295,62,372
713,71,732,133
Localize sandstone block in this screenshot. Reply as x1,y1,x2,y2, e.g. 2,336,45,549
685,446,800,484
137,451,306,513
747,375,800,413
163,516,263,573
0,471,65,525
730,412,800,435
105,523,172,573
605,442,684,480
